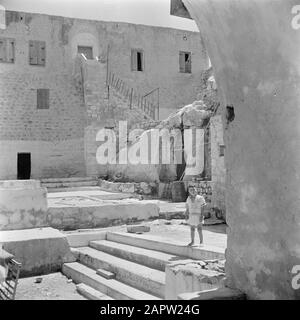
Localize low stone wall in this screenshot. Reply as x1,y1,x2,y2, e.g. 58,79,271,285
0,227,75,277
165,259,225,299
99,179,158,196
0,180,48,230
47,200,159,231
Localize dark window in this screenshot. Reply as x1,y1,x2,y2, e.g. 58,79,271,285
77,46,93,60
179,51,191,73
131,49,144,71
29,40,46,66
37,89,49,109
219,145,225,157
0,38,15,63
17,153,31,180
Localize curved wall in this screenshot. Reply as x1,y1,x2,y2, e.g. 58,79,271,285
183,0,300,299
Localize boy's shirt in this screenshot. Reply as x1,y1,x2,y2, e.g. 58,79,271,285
186,195,206,215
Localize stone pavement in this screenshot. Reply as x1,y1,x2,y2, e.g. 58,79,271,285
15,272,86,300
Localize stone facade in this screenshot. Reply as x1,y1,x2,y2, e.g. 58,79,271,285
0,10,209,180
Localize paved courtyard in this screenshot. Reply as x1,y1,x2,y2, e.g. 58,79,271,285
16,272,86,300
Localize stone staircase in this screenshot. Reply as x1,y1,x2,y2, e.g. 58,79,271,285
40,177,99,192
107,71,159,120
63,231,225,300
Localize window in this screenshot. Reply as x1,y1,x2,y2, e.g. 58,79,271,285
29,40,46,66
131,49,144,71
179,51,191,73
219,144,225,157
0,38,15,63
77,46,93,60
37,89,49,109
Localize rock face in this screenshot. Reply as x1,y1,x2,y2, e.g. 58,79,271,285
183,0,300,299
105,98,216,183
159,100,213,129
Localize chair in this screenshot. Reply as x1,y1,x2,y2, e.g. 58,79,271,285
0,249,22,300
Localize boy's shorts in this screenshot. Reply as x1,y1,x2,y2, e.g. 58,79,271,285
187,214,203,227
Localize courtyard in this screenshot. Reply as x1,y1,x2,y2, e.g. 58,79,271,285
0,0,299,302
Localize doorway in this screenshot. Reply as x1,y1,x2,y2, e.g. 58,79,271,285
17,153,31,180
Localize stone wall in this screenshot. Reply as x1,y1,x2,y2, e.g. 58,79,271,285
99,179,157,196
182,0,300,299
0,180,48,230
0,227,75,277
47,200,159,231
0,12,86,179
0,10,209,179
0,139,85,179
165,259,225,299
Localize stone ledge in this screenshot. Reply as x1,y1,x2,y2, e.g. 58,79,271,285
66,230,107,247
165,261,225,299
178,287,246,300
0,227,75,277
127,225,150,233
0,179,48,231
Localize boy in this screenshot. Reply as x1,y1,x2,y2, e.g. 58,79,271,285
185,186,206,246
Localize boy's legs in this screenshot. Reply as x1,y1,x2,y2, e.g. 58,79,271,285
188,226,196,246
197,224,203,244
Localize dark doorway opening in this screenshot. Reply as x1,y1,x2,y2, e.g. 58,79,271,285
17,153,31,180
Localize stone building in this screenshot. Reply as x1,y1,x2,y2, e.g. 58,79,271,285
0,10,210,180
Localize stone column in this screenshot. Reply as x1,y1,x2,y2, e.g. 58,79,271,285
183,0,300,299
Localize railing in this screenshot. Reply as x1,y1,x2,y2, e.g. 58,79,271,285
107,71,159,120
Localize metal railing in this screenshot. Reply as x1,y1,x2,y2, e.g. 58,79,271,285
107,71,159,120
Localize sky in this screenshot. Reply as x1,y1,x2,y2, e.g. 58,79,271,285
0,0,199,31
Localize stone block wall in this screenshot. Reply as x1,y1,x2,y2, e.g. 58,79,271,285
0,12,86,179
47,200,159,231
0,180,48,230
165,259,225,299
0,10,209,180
99,179,158,196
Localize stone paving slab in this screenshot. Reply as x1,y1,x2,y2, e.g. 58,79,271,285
16,272,87,300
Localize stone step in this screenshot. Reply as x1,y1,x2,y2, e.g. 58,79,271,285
41,181,99,189
96,268,115,279
63,262,161,300
46,186,103,193
177,287,246,300
107,232,225,260
41,177,98,183
89,240,183,271
76,283,114,300
72,247,165,298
